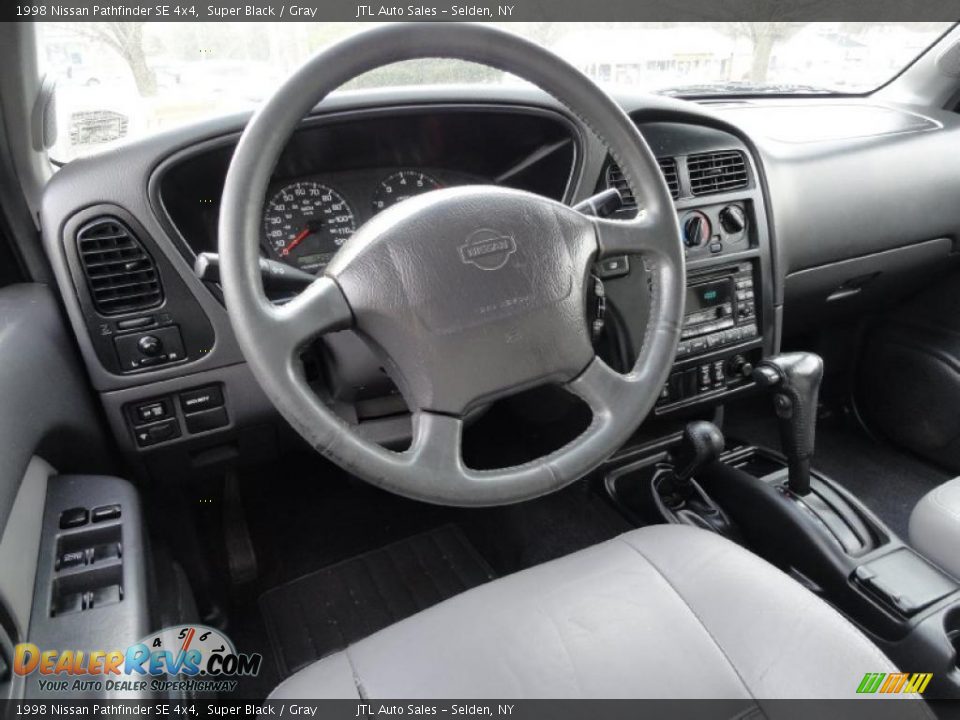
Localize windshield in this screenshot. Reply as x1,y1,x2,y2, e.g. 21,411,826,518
37,22,952,162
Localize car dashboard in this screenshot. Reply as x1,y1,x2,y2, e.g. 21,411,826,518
37,86,960,477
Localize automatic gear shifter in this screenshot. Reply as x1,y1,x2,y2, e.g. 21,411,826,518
752,352,824,496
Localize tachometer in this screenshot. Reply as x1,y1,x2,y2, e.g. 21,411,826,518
372,171,441,213
262,181,355,273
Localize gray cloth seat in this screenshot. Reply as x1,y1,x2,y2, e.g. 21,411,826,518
270,525,921,702
910,476,960,579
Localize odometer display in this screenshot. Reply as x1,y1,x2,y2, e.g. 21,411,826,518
372,171,441,213
262,181,355,273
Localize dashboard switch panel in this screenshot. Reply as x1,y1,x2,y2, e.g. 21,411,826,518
114,325,185,371
133,418,181,447
184,407,229,434
179,385,224,413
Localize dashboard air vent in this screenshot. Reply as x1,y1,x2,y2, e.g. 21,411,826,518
76,217,163,315
687,150,748,196
606,157,680,207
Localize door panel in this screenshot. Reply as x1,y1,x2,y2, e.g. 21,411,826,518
0,284,110,643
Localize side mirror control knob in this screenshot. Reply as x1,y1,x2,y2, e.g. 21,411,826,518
137,335,163,357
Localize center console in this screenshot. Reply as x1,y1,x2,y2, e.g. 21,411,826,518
657,262,762,409
606,349,960,698
599,118,775,422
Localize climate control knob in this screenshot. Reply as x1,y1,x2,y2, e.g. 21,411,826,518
682,212,711,248
719,205,747,234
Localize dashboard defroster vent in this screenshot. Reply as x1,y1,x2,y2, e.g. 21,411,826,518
687,150,748,196
606,157,680,207
76,218,163,315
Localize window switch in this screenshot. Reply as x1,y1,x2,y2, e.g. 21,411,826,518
92,504,121,523
57,549,87,571
59,507,89,529
90,585,122,609
52,591,85,617
92,543,122,563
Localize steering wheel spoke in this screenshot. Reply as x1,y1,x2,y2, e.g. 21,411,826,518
268,277,353,353
592,210,673,260
566,355,635,420
404,411,465,478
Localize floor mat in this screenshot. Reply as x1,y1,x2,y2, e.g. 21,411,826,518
258,523,496,678
725,400,950,540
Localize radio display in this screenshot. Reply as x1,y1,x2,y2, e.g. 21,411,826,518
687,279,733,313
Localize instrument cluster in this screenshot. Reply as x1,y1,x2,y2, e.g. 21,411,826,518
262,168,469,273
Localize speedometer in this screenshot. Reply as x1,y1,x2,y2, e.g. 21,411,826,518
262,181,355,273
372,171,441,213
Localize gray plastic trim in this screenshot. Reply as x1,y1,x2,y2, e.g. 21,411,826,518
0,456,51,639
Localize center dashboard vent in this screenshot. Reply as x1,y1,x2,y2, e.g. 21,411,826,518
606,157,680,207
687,150,748,196
76,217,163,315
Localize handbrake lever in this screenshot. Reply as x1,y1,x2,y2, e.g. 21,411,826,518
193,252,316,292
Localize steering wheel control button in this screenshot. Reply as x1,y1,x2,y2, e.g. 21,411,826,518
179,385,224,414
114,325,186,371
597,256,630,279
91,504,121,523
184,407,229,434
58,507,89,530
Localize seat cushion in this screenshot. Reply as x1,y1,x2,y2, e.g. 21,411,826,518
270,525,921,702
910,476,960,579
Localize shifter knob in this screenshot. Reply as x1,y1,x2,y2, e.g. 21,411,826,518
673,421,725,485
752,352,824,496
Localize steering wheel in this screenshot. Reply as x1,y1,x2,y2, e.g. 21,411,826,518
218,23,684,506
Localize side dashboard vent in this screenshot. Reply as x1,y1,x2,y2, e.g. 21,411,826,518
76,218,163,315
606,156,680,207
687,150,748,196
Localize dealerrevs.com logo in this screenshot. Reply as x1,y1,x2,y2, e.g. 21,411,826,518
13,625,261,694
857,672,933,694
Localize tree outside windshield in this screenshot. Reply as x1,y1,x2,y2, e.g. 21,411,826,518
37,22,952,161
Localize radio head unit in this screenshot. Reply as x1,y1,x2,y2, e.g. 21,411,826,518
678,263,758,358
